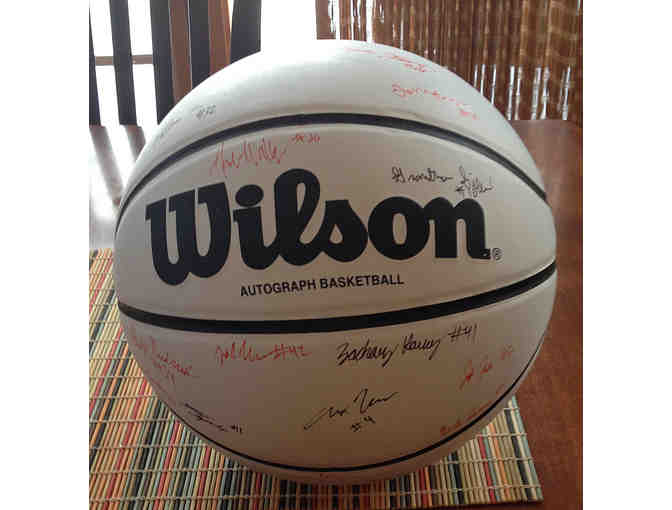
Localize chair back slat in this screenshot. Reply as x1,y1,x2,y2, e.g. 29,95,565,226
188,0,211,88
168,0,191,103
230,0,261,63
89,15,101,126
109,0,137,124
149,0,174,123
90,0,263,126
209,0,231,75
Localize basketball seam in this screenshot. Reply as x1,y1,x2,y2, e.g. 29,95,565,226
118,262,555,334
115,113,547,235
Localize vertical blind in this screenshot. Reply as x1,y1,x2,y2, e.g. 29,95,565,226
90,0,582,126
316,0,582,124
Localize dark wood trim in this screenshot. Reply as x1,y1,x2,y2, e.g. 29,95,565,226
109,0,137,124
355,0,366,40
209,0,231,74
315,0,335,39
400,0,410,50
150,0,175,122
95,55,153,66
188,0,211,87
169,0,192,102
230,0,261,63
89,15,101,126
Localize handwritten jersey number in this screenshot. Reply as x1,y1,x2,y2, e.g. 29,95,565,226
195,105,216,120
291,133,320,144
351,415,376,432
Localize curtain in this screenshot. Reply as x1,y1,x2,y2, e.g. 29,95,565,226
315,0,582,125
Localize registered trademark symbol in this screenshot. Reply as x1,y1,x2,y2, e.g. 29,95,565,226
492,248,502,261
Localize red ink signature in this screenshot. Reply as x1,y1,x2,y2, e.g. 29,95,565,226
150,357,176,387
384,53,431,72
500,344,514,360
479,355,494,381
291,133,320,144
150,337,195,378
344,47,435,73
458,345,515,391
459,355,493,389
449,372,517,434
391,83,478,119
126,326,148,355
465,398,495,422
215,340,311,365
345,48,376,55
209,138,288,177
458,360,475,390
126,326,197,386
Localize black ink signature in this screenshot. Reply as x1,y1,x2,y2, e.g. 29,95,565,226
354,388,399,414
336,339,399,368
455,166,494,198
183,403,243,434
392,166,453,184
303,388,399,431
302,404,349,431
401,332,443,360
335,324,478,368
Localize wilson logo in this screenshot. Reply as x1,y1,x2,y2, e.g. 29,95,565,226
145,169,491,285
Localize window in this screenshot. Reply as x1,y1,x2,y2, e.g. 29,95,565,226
90,0,157,128
90,0,318,133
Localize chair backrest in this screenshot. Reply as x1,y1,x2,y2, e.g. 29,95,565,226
89,0,262,126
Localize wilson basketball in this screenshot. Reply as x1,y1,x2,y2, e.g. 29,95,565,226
114,41,556,484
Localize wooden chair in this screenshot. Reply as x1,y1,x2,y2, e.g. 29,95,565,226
89,0,262,126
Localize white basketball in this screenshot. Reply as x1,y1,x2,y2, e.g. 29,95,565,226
114,41,556,484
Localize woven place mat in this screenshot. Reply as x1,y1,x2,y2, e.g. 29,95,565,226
90,249,542,509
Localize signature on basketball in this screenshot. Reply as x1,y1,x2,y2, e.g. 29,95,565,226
183,402,244,434
126,325,197,389
455,166,494,198
303,388,399,432
458,344,515,390
209,138,288,177
336,323,478,368
391,166,453,184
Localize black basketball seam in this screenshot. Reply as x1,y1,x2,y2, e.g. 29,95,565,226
115,113,547,234
118,262,555,334
159,332,545,473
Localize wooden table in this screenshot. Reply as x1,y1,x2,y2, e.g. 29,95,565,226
89,120,582,509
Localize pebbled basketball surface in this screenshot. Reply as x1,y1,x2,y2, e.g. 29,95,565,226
91,249,543,507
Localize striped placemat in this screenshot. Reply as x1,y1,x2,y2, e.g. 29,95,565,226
90,249,542,509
